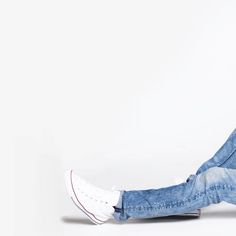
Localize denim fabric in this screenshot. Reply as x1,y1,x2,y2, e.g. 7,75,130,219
195,128,236,174
112,128,236,222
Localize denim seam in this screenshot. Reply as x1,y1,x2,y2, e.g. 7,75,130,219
217,148,236,167
123,184,234,210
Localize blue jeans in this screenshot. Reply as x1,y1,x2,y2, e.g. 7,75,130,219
112,128,236,222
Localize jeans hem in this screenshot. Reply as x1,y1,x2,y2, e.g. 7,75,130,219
112,190,126,222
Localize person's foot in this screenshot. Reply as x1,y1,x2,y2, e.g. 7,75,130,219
64,169,121,225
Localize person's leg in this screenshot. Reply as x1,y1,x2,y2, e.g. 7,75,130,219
65,129,236,224
184,128,236,183
182,128,236,214
113,127,236,221
195,128,236,176
166,129,236,215
113,166,236,222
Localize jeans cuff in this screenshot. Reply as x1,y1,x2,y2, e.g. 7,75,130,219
112,190,125,222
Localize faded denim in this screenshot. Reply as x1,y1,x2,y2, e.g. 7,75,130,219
113,128,236,222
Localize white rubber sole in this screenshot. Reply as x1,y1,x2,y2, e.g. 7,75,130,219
64,169,106,225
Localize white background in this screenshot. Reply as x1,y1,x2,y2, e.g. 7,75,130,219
1,0,236,235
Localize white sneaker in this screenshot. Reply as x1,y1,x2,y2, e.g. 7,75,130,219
64,169,121,225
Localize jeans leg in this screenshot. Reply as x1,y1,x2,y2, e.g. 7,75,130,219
112,166,236,222
195,128,236,175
